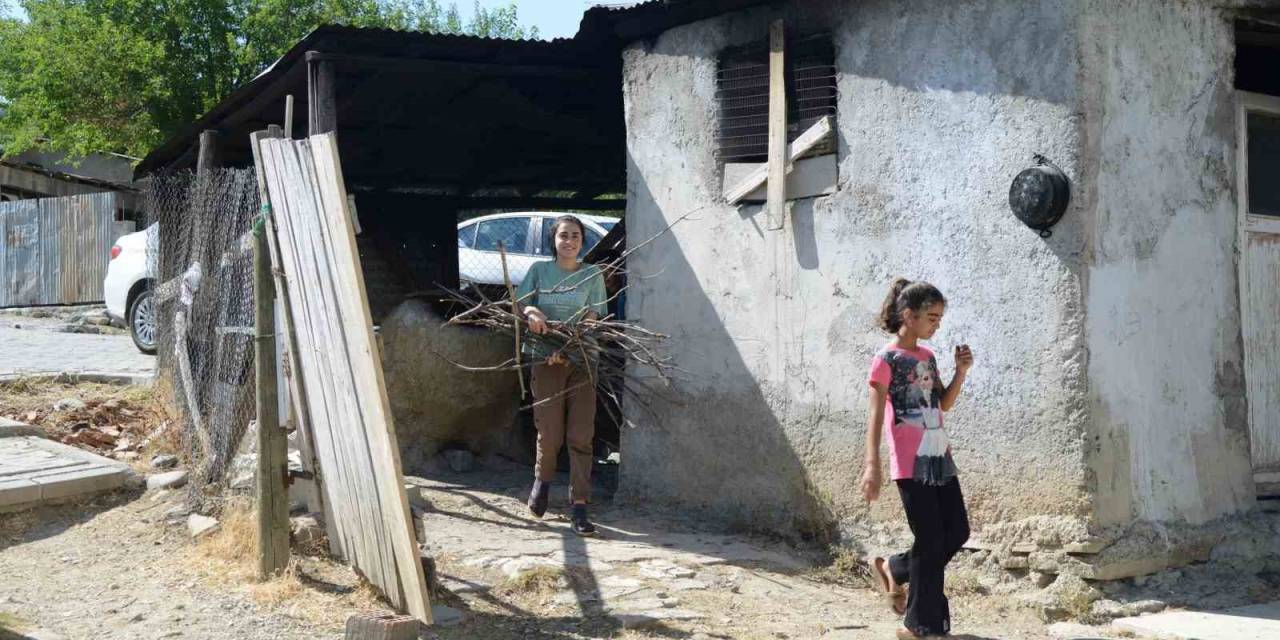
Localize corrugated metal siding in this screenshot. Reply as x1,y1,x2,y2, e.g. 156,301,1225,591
0,192,131,307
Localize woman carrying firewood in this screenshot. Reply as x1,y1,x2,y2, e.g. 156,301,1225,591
516,214,608,536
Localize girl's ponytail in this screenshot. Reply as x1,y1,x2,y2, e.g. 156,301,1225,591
879,277,947,334
879,277,912,333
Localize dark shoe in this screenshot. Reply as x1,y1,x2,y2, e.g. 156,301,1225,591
528,479,550,518
570,504,596,536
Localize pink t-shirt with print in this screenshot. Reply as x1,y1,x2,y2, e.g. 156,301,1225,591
867,344,957,484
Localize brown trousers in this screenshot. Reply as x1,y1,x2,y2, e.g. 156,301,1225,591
530,362,596,502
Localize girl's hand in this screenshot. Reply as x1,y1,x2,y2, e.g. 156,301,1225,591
955,344,974,374
525,309,548,335
546,351,567,366
860,465,883,502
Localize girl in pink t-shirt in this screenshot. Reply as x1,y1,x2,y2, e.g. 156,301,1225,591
861,278,974,639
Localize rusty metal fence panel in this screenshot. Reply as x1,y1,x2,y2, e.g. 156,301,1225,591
0,192,129,307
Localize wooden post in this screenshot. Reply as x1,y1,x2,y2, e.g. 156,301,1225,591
251,126,335,557
255,216,290,578
308,53,338,135
197,130,221,176
766,19,787,230
284,94,295,139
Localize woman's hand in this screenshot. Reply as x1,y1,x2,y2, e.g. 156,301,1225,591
860,464,883,502
546,351,567,366
955,344,974,374
525,308,548,335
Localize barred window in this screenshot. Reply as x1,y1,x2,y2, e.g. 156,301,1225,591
715,35,837,164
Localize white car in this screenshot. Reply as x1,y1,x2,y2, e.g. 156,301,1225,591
104,223,158,354
457,212,617,288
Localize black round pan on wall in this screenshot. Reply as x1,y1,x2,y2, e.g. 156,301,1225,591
1009,154,1070,238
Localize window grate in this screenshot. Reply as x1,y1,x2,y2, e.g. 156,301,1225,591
715,35,837,164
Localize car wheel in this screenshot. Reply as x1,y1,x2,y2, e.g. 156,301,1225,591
128,288,158,355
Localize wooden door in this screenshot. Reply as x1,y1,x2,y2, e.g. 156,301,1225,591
1237,91,1280,494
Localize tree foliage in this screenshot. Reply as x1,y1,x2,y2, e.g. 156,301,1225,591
0,0,538,159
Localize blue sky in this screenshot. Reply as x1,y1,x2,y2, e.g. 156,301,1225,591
0,1,597,40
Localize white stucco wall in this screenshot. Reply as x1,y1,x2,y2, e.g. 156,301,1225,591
620,0,1093,536
1081,0,1255,526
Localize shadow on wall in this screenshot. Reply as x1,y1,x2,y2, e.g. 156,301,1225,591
618,156,840,543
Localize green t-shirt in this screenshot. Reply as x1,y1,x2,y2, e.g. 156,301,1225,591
517,260,607,360
517,260,607,323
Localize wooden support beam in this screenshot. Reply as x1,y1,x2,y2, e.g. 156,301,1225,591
308,53,338,136
197,130,221,176
306,51,597,79
347,192,625,211
766,19,787,230
284,95,295,139
723,115,833,204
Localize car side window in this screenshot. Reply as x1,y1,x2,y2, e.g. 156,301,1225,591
457,223,478,248
475,217,530,254
582,227,602,257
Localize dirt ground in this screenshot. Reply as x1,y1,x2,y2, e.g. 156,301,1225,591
5,379,1274,640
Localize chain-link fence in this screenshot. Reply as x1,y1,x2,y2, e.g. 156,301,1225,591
143,169,260,511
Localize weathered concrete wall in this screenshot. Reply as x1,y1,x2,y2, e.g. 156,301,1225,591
620,0,1093,537
1081,0,1255,526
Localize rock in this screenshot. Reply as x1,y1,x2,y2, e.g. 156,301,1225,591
1122,599,1167,616
147,470,189,491
188,514,220,538
229,454,256,490
430,605,463,627
612,609,705,629
164,504,191,520
52,398,86,412
1029,573,1103,622
668,578,709,591
639,559,697,580
443,449,475,473
1089,599,1125,620
404,485,430,512
380,299,523,472
291,514,326,551
1001,556,1030,570
151,454,178,469
1032,571,1056,589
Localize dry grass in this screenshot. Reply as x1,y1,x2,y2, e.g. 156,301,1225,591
0,510,37,545
183,498,386,629
808,546,874,589
499,565,568,596
0,611,33,633
0,377,182,466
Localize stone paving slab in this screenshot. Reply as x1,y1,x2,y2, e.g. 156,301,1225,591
1113,601,1280,639
0,324,154,378
0,429,133,511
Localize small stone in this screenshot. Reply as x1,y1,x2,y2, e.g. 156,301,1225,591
164,504,191,519
187,514,220,539
151,454,178,469
53,398,86,412
147,470,189,491
1001,556,1031,570
291,514,326,551
1121,599,1166,616
1033,571,1056,589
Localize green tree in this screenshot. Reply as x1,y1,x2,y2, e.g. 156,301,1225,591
0,0,537,160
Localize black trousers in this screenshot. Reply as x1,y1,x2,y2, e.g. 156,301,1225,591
887,477,970,636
